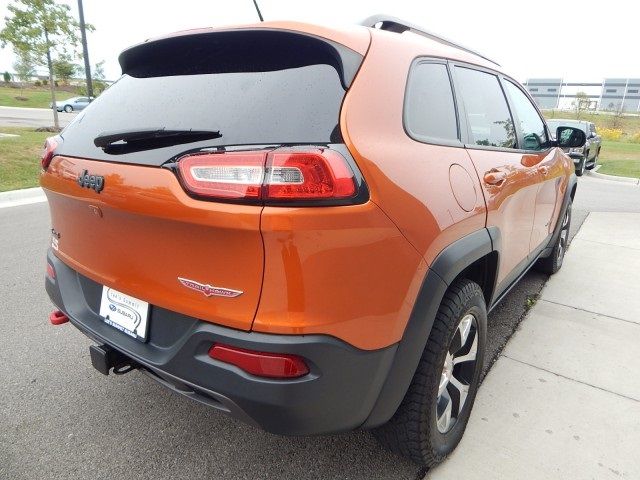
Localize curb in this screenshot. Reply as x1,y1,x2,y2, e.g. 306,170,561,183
0,187,47,209
0,106,53,113
586,166,640,185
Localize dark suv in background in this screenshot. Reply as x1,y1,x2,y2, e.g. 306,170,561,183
547,119,601,176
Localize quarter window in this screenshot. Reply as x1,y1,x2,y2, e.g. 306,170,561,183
503,80,549,151
404,62,458,143
454,67,516,149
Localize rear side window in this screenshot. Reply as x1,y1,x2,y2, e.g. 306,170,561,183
404,62,458,143
454,67,516,149
503,80,548,151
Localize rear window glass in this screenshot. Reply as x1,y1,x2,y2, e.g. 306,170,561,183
60,66,345,163
404,62,459,143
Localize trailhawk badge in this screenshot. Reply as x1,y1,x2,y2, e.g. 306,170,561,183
178,277,243,298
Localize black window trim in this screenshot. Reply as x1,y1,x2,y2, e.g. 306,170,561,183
450,60,554,154
402,57,465,149
500,76,553,153
449,62,521,153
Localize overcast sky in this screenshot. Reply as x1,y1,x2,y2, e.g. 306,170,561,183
0,0,638,82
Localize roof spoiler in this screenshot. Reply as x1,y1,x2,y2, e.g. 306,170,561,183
118,29,364,89
360,14,500,67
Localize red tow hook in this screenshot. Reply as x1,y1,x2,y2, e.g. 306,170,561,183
49,310,69,325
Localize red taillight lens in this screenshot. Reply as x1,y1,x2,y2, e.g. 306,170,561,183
208,344,310,379
41,136,59,170
46,263,56,279
265,150,356,200
177,148,358,203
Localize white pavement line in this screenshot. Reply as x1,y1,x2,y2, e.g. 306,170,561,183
426,357,640,480
0,187,47,209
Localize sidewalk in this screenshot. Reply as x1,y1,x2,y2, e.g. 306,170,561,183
427,212,640,479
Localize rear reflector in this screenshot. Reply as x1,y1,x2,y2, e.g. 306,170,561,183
46,263,56,279
49,310,69,325
208,344,309,379
41,136,59,170
177,148,357,203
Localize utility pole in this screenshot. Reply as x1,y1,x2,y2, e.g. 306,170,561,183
77,0,93,99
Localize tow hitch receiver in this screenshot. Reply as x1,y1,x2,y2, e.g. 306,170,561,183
89,344,137,376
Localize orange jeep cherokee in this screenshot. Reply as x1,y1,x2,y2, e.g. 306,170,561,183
41,16,586,466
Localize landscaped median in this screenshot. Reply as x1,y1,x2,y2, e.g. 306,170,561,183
597,140,640,178
0,126,49,192
0,84,75,109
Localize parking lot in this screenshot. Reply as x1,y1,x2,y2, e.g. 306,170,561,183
1,174,638,479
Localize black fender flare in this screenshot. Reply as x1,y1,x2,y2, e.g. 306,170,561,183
362,227,497,428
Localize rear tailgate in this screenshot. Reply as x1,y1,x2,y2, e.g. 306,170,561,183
41,26,368,332
42,156,264,331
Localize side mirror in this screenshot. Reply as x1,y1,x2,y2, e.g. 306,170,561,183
556,126,586,148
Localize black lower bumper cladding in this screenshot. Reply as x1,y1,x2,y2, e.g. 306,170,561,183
45,250,397,435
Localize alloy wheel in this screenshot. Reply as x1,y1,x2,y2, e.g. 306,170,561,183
436,313,479,433
557,208,570,263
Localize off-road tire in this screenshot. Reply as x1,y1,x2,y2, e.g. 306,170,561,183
373,279,487,466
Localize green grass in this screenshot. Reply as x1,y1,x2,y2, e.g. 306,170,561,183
0,85,75,108
0,127,50,192
597,141,640,178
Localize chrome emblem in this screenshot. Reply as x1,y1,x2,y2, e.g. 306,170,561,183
178,277,243,298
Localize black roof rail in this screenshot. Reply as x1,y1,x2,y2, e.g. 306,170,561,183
360,14,500,67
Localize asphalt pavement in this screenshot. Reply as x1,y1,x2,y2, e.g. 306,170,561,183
0,174,638,479
0,106,76,128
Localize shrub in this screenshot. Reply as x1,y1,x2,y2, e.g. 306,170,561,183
3,71,11,83
599,128,623,141
629,132,640,144
34,80,41,86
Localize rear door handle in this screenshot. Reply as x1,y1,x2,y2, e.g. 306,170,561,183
483,170,508,185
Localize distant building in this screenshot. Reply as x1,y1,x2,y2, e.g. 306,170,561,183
600,78,640,112
523,78,640,112
522,78,563,109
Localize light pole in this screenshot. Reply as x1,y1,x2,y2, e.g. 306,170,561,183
77,0,93,99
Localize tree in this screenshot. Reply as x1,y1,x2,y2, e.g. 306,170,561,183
0,0,91,129
12,50,35,97
78,60,107,96
3,71,11,83
572,91,590,120
52,55,78,85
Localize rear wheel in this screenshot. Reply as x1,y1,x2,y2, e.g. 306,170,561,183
63,105,73,113
535,199,571,274
373,279,486,466
575,159,585,177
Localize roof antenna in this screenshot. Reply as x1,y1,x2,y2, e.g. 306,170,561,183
252,0,264,22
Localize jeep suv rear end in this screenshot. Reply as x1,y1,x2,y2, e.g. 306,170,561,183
41,18,581,467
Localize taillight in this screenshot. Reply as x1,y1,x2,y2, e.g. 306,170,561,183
41,136,59,170
177,148,359,204
265,150,356,200
208,344,310,379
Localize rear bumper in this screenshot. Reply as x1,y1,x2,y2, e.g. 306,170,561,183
45,250,397,435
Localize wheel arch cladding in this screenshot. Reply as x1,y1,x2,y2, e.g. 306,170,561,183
363,227,496,427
